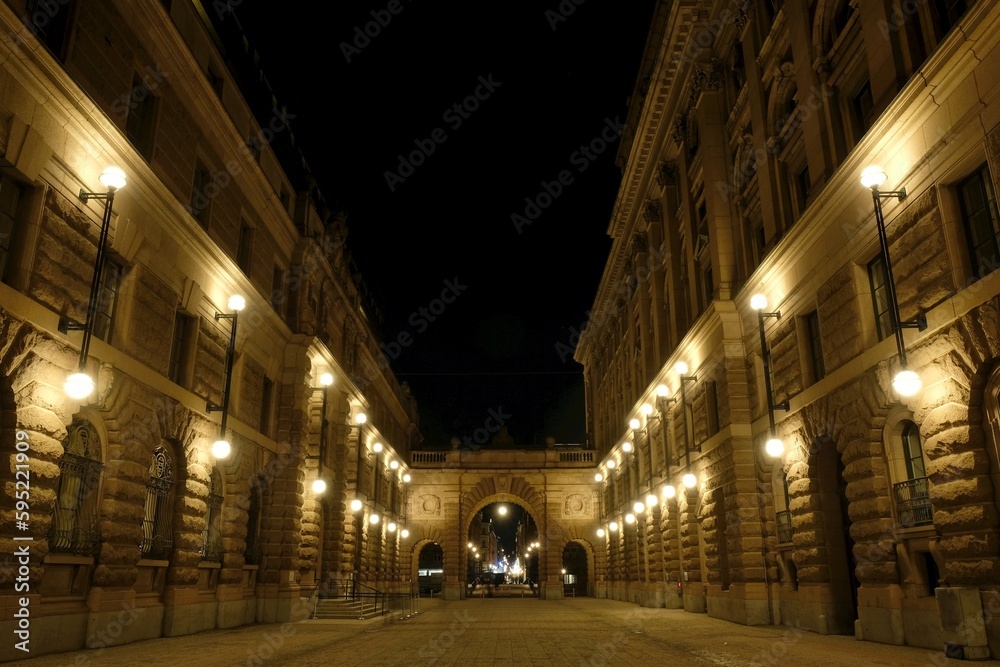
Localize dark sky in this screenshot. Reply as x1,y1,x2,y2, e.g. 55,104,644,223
226,1,658,447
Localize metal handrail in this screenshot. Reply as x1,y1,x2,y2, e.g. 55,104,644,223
893,477,933,527
776,510,793,544
311,578,419,619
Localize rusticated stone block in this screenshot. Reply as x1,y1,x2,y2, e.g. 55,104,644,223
944,558,1000,586
937,533,1000,559
935,504,999,532
929,451,993,485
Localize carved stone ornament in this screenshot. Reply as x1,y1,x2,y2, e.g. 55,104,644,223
564,493,592,517
733,0,751,32
672,116,688,146
656,161,677,187
496,474,511,493
416,494,442,517
643,202,662,224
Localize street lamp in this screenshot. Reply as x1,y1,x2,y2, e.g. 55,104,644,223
206,294,246,459
751,294,790,457
861,166,927,397
61,167,127,400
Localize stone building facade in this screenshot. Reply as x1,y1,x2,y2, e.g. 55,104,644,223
575,0,1000,660
0,0,419,660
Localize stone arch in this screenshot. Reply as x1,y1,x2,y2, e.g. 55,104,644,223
811,0,856,59
406,524,448,592
913,301,1000,585
766,62,798,138
558,529,601,597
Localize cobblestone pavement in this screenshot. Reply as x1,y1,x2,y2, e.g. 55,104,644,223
14,598,1000,667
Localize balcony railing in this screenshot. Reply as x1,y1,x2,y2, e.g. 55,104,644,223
894,477,933,527
776,510,793,544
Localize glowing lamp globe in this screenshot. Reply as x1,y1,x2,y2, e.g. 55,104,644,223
372,442,383,452
607,460,616,469
387,522,397,533
400,529,409,538
682,473,697,489
65,372,95,399
629,418,641,430
597,528,605,538
99,167,127,190
609,522,618,532
860,166,888,189
369,513,380,525
350,499,363,512
656,384,670,397
389,459,399,469
633,501,645,513
498,505,508,516
211,439,231,459
403,473,412,483
893,369,922,397
622,442,633,453
355,412,367,424
765,438,785,458
645,494,657,509
750,294,768,311
312,478,327,494
595,473,603,482
662,484,676,499
641,404,653,416
625,513,636,524
319,372,334,386
227,295,246,312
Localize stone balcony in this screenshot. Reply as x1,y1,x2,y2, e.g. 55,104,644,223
410,447,596,469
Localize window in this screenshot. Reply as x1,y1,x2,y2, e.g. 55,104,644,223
25,0,75,61
851,80,875,142
168,312,194,386
48,419,103,555
140,444,175,560
260,377,273,436
902,421,926,480
702,264,713,305
806,310,825,382
271,265,284,315
206,65,224,96
244,480,263,565
200,469,224,562
705,381,720,437
237,220,254,273
958,163,1000,279
125,73,158,160
929,0,968,42
750,221,766,265
92,260,122,343
0,173,23,282
891,419,932,527
279,187,291,214
247,135,262,162
190,161,212,227
795,164,810,214
868,255,896,341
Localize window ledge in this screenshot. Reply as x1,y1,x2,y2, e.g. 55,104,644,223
198,561,222,569
137,558,170,567
43,554,94,566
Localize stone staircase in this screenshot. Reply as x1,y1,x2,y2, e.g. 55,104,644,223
312,597,382,620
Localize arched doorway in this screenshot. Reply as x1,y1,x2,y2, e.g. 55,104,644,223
415,542,443,596
561,541,592,596
462,497,543,598
818,436,859,633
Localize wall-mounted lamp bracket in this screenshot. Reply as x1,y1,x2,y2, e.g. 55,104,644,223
58,316,86,334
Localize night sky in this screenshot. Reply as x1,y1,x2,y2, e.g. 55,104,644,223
224,1,658,447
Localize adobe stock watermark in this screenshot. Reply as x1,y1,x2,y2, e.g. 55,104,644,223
378,277,468,368
545,0,586,30
384,75,502,192
339,0,417,63
511,116,626,233
417,610,475,663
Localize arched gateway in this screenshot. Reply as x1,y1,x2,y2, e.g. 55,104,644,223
402,449,600,600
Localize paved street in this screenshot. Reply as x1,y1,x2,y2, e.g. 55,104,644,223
13,598,1000,667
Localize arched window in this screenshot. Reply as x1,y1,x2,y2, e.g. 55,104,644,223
200,468,223,563
49,419,103,555
244,478,263,565
886,418,932,527
140,444,174,559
